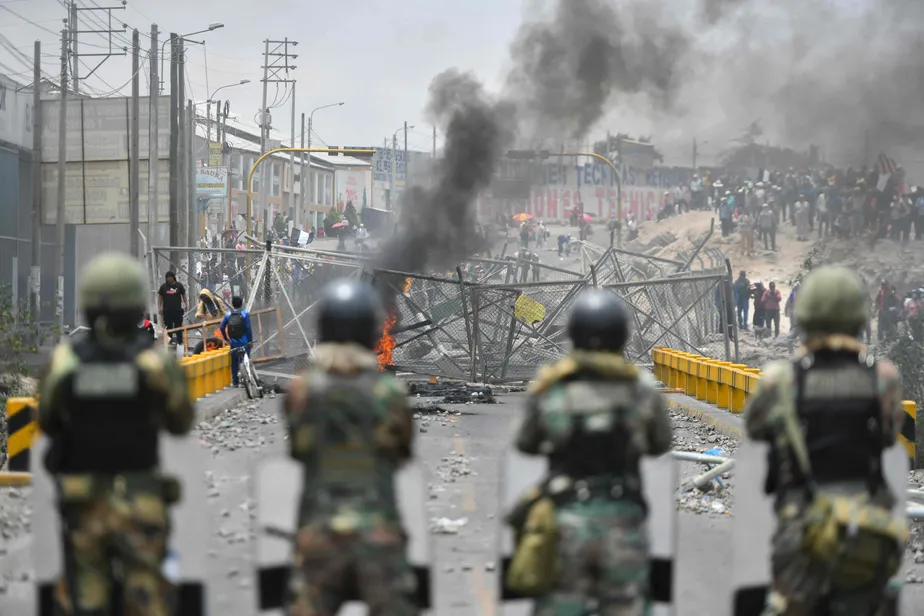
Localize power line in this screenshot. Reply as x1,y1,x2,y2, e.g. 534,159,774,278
0,4,62,36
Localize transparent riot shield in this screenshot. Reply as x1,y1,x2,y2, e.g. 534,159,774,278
254,456,432,615
729,441,909,615
31,433,212,616
498,439,678,614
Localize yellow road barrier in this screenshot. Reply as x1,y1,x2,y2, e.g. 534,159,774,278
2,347,233,486
652,347,918,464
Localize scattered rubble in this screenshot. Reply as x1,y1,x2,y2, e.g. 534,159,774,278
196,401,279,455
0,487,30,540
430,517,468,534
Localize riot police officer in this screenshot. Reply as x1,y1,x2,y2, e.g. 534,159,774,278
507,289,673,614
36,252,194,614
743,266,908,615
282,278,418,615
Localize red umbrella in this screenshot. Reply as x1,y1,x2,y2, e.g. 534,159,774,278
331,221,347,229
582,213,594,223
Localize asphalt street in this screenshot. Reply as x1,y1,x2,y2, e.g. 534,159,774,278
1,388,922,615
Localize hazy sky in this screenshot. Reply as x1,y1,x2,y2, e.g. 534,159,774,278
0,0,526,153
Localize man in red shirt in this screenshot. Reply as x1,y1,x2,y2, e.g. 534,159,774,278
761,281,783,338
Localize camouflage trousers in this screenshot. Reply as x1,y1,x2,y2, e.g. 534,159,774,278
54,492,172,616
533,499,650,616
288,522,418,616
762,517,893,616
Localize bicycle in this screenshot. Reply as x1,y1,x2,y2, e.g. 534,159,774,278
233,345,263,399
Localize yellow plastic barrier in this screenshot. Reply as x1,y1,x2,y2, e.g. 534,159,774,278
652,347,918,464
180,347,232,402
2,348,233,486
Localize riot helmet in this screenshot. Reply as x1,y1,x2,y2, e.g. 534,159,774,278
794,266,867,336
566,289,630,352
316,278,385,349
80,252,148,336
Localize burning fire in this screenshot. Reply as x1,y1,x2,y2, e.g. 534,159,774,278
375,278,412,370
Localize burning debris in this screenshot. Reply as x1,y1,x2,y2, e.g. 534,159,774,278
408,381,496,404
375,277,413,370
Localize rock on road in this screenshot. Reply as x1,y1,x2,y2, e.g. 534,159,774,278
1,388,922,615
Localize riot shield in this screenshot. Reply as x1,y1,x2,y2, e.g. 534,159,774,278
498,439,679,614
32,433,212,616
729,441,909,615
254,456,432,615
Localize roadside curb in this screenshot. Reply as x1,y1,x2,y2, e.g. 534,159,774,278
666,396,746,441
195,387,250,423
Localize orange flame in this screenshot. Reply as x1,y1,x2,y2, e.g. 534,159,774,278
376,309,398,370
375,278,411,370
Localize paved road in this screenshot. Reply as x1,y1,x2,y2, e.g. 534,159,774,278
2,389,921,615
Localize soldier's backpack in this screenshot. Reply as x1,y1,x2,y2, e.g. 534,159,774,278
226,309,246,339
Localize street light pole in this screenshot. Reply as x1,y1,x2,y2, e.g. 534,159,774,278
159,23,224,94
391,123,414,208
304,102,344,230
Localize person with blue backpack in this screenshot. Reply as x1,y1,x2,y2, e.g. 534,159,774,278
220,296,253,387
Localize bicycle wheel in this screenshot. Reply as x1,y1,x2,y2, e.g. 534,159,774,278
246,355,264,398
239,352,256,399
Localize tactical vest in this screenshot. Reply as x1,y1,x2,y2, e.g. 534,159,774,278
790,351,883,493
543,376,641,501
55,338,159,473
306,371,397,512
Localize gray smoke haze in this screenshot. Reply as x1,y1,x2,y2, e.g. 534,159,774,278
637,0,924,168
377,69,513,279
505,0,690,143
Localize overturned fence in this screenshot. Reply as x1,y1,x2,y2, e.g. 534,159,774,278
147,238,738,383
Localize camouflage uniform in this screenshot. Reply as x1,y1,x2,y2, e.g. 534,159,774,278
38,253,194,616
743,267,906,616
514,350,673,616
283,341,417,616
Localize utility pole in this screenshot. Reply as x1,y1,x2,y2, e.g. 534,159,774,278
30,41,42,334
55,29,68,339
68,0,127,95
404,121,408,188
187,99,196,296
299,112,305,229
391,133,397,208
254,37,298,239
147,24,158,260
289,82,296,227
68,2,77,95
129,29,140,258
384,136,389,209
168,33,179,267
177,38,188,285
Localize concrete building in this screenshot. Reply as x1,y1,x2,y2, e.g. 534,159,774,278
194,108,370,233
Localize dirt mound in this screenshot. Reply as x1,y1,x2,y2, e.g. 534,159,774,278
815,237,924,294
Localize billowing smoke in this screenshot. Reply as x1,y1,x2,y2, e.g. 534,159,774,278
641,0,924,166
377,0,692,285
505,0,690,142
377,69,513,278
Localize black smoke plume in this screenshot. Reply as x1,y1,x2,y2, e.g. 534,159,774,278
505,0,690,142
377,69,513,279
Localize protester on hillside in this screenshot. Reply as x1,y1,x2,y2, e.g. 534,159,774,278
762,281,783,338
734,271,751,329
752,279,766,330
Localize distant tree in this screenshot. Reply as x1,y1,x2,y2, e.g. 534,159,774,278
323,206,342,232
343,201,360,228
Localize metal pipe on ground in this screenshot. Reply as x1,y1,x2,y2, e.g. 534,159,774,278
671,451,730,465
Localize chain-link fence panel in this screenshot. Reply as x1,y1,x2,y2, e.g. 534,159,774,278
473,280,589,382
151,246,264,325
370,271,474,380
604,273,735,364
249,248,365,376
